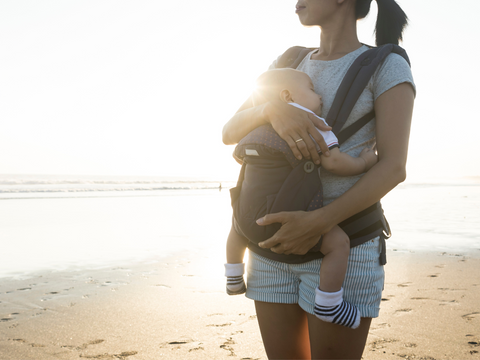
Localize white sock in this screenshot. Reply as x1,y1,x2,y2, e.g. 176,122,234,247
314,287,361,329
224,263,246,294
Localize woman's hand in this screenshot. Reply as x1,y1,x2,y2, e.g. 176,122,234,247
256,209,331,255
265,101,332,164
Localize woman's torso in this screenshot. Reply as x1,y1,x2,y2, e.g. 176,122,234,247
276,45,415,204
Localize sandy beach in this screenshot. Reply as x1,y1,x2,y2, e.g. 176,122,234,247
1,247,479,360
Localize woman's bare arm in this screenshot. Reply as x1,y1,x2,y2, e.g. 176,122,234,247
257,83,415,255
222,95,267,145
222,97,332,163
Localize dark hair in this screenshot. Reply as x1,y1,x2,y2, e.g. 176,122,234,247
355,0,409,46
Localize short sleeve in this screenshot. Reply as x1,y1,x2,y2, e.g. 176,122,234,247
372,53,416,101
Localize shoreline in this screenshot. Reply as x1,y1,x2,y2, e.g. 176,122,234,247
1,249,479,359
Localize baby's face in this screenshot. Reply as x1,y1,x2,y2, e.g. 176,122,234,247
289,72,323,115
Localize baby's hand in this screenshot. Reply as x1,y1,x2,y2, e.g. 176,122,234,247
359,147,378,172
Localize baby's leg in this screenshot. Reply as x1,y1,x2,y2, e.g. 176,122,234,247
224,226,249,295
318,225,350,292
313,225,361,329
226,225,249,264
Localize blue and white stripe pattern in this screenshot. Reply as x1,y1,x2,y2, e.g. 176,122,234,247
246,236,385,318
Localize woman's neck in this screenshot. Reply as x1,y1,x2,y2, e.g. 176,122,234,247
311,10,362,61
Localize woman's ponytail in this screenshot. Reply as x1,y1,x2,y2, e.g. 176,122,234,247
355,0,409,46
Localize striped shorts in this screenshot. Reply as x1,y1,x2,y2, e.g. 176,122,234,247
245,236,384,318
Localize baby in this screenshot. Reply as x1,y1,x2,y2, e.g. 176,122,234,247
224,68,377,329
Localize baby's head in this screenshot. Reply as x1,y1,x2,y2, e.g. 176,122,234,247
254,68,322,115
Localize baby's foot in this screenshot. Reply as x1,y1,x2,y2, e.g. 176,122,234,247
314,287,361,329
224,263,246,295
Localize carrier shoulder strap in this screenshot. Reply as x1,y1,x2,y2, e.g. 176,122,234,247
277,44,411,145
276,46,316,69
326,44,410,141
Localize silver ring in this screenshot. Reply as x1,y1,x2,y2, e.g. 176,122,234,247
295,138,304,143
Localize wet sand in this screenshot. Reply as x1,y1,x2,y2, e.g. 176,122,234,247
1,248,479,360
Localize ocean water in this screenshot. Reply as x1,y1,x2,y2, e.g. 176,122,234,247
0,174,235,197
0,174,479,278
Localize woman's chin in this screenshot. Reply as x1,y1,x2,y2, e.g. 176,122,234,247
297,15,318,27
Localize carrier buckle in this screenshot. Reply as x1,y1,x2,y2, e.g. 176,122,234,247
304,161,315,173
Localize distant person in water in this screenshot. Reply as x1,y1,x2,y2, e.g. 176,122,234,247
224,68,378,329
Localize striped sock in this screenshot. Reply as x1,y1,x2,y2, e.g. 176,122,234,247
314,287,361,329
224,263,246,295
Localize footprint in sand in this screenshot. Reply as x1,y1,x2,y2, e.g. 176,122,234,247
100,281,128,287
160,338,195,347
370,322,390,331
397,282,412,288
78,351,138,359
394,308,412,316
160,338,204,353
5,288,31,293
10,338,26,343
62,339,105,351
8,338,46,348
207,322,232,327
438,287,467,291
462,312,480,321
220,337,236,357
439,299,458,305
188,346,205,352
369,338,398,350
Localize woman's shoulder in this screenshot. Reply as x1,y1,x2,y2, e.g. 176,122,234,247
378,51,412,75
372,49,416,100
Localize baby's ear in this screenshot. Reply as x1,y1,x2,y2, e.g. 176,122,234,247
280,89,293,103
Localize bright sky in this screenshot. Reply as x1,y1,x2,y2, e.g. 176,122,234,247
1,0,479,181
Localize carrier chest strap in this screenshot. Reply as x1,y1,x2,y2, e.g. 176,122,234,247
336,110,375,145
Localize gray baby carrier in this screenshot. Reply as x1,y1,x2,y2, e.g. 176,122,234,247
230,44,410,264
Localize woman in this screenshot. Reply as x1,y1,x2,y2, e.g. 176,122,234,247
222,0,415,358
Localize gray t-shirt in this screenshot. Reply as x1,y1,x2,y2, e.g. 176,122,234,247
271,45,415,205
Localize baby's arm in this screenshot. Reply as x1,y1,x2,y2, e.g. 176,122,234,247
320,146,377,176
